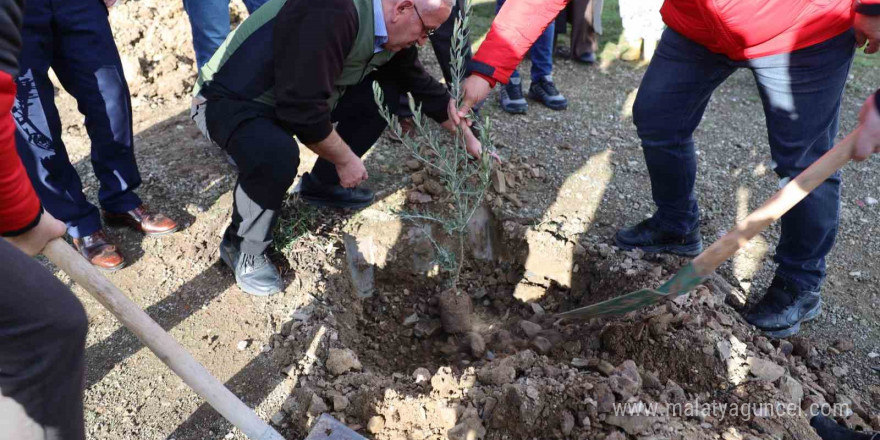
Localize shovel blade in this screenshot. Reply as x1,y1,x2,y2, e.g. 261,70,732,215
556,263,705,319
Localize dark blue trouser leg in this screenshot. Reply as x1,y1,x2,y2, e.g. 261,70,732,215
15,0,142,238
184,0,271,69
632,28,735,235
750,30,855,290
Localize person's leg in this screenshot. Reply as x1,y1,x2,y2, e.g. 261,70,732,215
615,28,736,255
570,0,598,63
183,0,231,69
743,30,856,337
429,0,468,86
12,0,103,239
528,21,555,81
52,1,143,216
0,239,88,440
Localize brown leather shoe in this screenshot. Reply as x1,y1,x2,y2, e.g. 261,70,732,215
103,205,178,236
72,230,125,272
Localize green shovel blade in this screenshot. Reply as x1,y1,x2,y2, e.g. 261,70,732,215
556,262,706,319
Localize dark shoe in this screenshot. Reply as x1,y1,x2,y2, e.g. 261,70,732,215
103,205,178,236
528,75,568,111
72,230,125,272
745,275,822,338
498,76,528,114
614,218,703,257
810,414,876,440
576,51,597,64
297,172,374,209
219,239,282,296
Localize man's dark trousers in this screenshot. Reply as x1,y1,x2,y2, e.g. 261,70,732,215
632,28,856,291
205,75,389,256
13,0,142,239
0,239,88,439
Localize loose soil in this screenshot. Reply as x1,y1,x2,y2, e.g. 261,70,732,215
40,1,880,439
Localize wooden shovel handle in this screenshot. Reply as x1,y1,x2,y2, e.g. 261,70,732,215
692,131,858,276
43,239,284,440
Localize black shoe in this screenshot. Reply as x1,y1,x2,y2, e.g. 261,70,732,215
745,275,822,338
220,239,283,296
576,51,597,65
614,218,703,257
528,76,568,111
810,414,876,440
499,76,528,114
298,172,374,209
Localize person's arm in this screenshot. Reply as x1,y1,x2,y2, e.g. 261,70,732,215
856,0,880,54
449,0,569,124
853,90,880,161
273,0,368,187
376,48,483,157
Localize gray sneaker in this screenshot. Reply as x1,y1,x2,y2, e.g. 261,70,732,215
528,75,568,111
499,76,528,114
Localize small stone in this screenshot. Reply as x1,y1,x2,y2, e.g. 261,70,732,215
407,190,433,204
748,357,785,382
597,360,615,376
236,340,249,351
530,302,545,316
778,340,794,357
477,364,516,385
307,394,328,417
467,332,487,358
423,179,444,196
561,410,575,436
661,380,686,404
867,197,878,205
492,170,507,194
869,352,880,359
270,410,286,426
413,367,432,383
559,142,573,150
367,415,385,434
609,360,642,397
326,348,362,376
519,320,542,339
571,358,592,368
414,319,442,338
531,336,552,354
791,337,813,357
333,395,349,412
402,313,419,326
405,159,421,170
779,376,804,406
833,339,855,353
832,366,849,377
640,370,662,390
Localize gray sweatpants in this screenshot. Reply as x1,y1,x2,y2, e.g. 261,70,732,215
0,238,87,440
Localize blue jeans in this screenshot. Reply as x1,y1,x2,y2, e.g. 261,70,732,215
633,28,855,291
496,0,554,81
14,0,142,238
183,0,270,69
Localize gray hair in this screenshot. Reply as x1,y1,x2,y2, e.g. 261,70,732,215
417,0,455,13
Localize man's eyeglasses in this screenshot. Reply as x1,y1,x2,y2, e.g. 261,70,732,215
412,3,437,37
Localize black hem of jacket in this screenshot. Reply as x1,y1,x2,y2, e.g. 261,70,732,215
856,3,880,15
1,205,43,237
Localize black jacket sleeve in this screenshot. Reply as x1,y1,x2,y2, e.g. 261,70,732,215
273,0,358,144
375,47,451,124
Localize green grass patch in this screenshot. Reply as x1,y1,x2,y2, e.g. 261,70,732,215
274,197,320,255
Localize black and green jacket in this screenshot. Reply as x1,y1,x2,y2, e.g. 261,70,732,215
194,0,449,145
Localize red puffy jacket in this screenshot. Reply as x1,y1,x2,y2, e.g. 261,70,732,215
471,0,880,85
0,70,41,236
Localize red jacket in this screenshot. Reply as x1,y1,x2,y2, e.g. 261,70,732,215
0,70,41,236
471,0,880,86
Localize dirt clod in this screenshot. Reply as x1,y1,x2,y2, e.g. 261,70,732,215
439,289,474,334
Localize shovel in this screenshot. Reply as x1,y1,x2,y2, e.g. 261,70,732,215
558,130,859,319
42,239,285,440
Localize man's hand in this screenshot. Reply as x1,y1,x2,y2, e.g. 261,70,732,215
854,93,880,161
448,75,493,126
441,119,482,158
3,210,66,257
335,154,368,188
855,14,880,54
